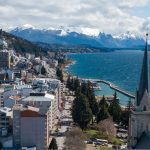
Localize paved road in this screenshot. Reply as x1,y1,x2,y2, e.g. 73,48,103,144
55,96,74,150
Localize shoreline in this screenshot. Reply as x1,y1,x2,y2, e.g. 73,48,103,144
62,56,135,106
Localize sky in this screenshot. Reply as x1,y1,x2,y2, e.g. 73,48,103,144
0,0,150,36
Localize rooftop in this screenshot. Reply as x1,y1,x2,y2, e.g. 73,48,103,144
9,95,24,101
0,107,12,117
22,92,55,102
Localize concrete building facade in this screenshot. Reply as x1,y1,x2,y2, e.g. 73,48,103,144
13,104,48,150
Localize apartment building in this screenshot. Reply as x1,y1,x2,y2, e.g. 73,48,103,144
13,104,48,150
0,107,12,136
22,92,57,132
32,78,62,110
0,88,4,107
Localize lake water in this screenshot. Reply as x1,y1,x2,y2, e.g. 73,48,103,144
66,51,146,105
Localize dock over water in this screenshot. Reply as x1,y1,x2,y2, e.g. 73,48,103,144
81,78,135,99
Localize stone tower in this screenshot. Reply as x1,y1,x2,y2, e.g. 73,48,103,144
128,34,150,149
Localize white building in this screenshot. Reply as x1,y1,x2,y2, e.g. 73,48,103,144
128,34,150,149
32,78,62,110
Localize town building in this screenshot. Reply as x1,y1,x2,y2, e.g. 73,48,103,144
0,88,4,107
22,92,57,132
128,34,150,149
0,69,14,81
13,104,49,150
0,107,12,136
32,78,62,110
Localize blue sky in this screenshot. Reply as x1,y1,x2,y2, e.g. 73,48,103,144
0,0,150,35
131,5,150,18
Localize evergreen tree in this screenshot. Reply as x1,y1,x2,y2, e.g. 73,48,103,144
74,77,80,92
70,77,75,90
109,92,122,123
72,94,92,130
120,99,133,128
87,88,99,116
56,68,63,82
97,96,109,123
49,138,58,150
127,98,133,112
81,82,88,95
41,66,46,75
66,75,71,89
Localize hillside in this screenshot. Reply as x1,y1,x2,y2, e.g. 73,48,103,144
0,29,47,55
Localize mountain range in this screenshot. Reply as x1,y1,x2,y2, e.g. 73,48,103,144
9,26,145,49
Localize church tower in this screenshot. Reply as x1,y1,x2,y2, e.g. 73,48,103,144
128,34,150,149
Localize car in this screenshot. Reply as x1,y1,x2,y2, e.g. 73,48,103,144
84,140,93,144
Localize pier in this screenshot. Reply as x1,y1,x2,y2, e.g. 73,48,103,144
81,78,135,99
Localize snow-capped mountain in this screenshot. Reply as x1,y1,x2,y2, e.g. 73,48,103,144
9,25,145,48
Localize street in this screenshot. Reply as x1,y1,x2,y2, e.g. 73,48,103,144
55,95,74,150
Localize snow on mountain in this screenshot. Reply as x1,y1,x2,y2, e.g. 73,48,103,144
113,31,142,40
9,26,145,48
8,24,36,32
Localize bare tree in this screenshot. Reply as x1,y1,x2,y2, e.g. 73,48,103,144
98,117,117,141
63,127,86,150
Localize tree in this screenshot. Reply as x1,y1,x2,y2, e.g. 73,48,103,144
72,94,92,130
109,92,122,123
87,87,99,117
98,118,117,142
56,68,63,82
127,98,133,112
81,82,88,95
120,99,133,128
66,75,71,89
63,127,86,150
97,96,110,123
41,66,46,75
49,138,58,150
69,77,75,91
74,77,80,92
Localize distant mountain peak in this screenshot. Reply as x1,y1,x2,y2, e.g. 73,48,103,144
9,24,36,32
22,24,36,29
113,31,142,40
8,27,145,48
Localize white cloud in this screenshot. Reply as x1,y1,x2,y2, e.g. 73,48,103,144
0,0,150,35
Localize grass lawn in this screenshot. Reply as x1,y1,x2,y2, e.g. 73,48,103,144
111,137,124,145
85,129,107,139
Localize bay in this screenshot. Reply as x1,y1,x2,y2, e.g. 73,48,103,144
66,51,146,105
